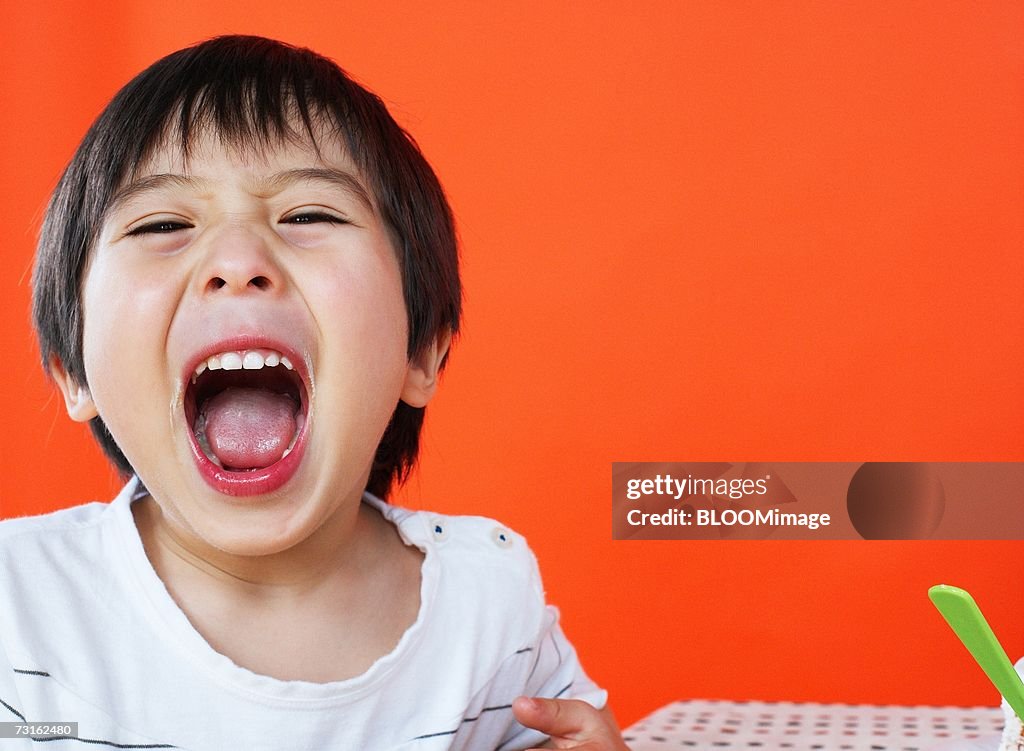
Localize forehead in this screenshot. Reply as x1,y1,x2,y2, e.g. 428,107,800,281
107,121,378,219
132,119,360,180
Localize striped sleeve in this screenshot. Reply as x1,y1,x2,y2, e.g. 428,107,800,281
496,606,609,751
0,638,33,749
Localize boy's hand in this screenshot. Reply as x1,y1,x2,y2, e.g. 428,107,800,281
512,696,631,750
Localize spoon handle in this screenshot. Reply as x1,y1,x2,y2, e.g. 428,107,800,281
929,584,1024,722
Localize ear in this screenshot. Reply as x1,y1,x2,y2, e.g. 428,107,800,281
49,355,99,423
400,330,452,409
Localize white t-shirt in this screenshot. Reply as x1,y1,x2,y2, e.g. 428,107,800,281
0,478,606,750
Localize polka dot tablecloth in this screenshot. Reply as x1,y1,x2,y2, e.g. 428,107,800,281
621,700,1003,751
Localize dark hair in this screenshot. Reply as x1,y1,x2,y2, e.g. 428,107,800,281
32,35,461,499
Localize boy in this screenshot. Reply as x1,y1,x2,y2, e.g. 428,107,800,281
2,35,627,750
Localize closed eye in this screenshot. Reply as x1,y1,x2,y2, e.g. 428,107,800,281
282,211,350,225
125,220,192,236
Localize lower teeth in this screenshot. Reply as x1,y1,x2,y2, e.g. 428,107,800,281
193,413,222,467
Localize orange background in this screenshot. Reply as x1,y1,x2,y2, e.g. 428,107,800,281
1,1,1022,727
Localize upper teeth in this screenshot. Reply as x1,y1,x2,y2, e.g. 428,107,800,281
192,349,294,382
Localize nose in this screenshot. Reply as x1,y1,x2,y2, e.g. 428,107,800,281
196,224,284,297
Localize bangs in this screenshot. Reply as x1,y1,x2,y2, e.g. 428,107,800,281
129,89,337,184
105,37,363,187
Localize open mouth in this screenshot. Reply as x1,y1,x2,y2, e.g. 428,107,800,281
183,346,310,496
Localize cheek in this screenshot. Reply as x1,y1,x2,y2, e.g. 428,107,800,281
306,251,409,364
79,256,179,408
81,252,181,333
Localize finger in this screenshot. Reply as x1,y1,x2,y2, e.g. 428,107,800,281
512,696,608,742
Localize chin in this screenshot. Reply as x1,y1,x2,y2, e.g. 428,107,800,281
172,485,326,558
204,514,317,557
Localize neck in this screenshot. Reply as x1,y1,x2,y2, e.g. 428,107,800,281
132,493,380,597
129,490,425,684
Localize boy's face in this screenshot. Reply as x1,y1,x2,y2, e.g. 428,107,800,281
54,126,443,556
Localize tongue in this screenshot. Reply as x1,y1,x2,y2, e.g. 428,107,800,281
202,387,298,470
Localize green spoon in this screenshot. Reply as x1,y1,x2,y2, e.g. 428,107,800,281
929,584,1024,722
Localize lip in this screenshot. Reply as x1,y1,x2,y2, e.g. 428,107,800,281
181,334,312,498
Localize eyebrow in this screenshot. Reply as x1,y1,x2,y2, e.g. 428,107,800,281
106,167,375,216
